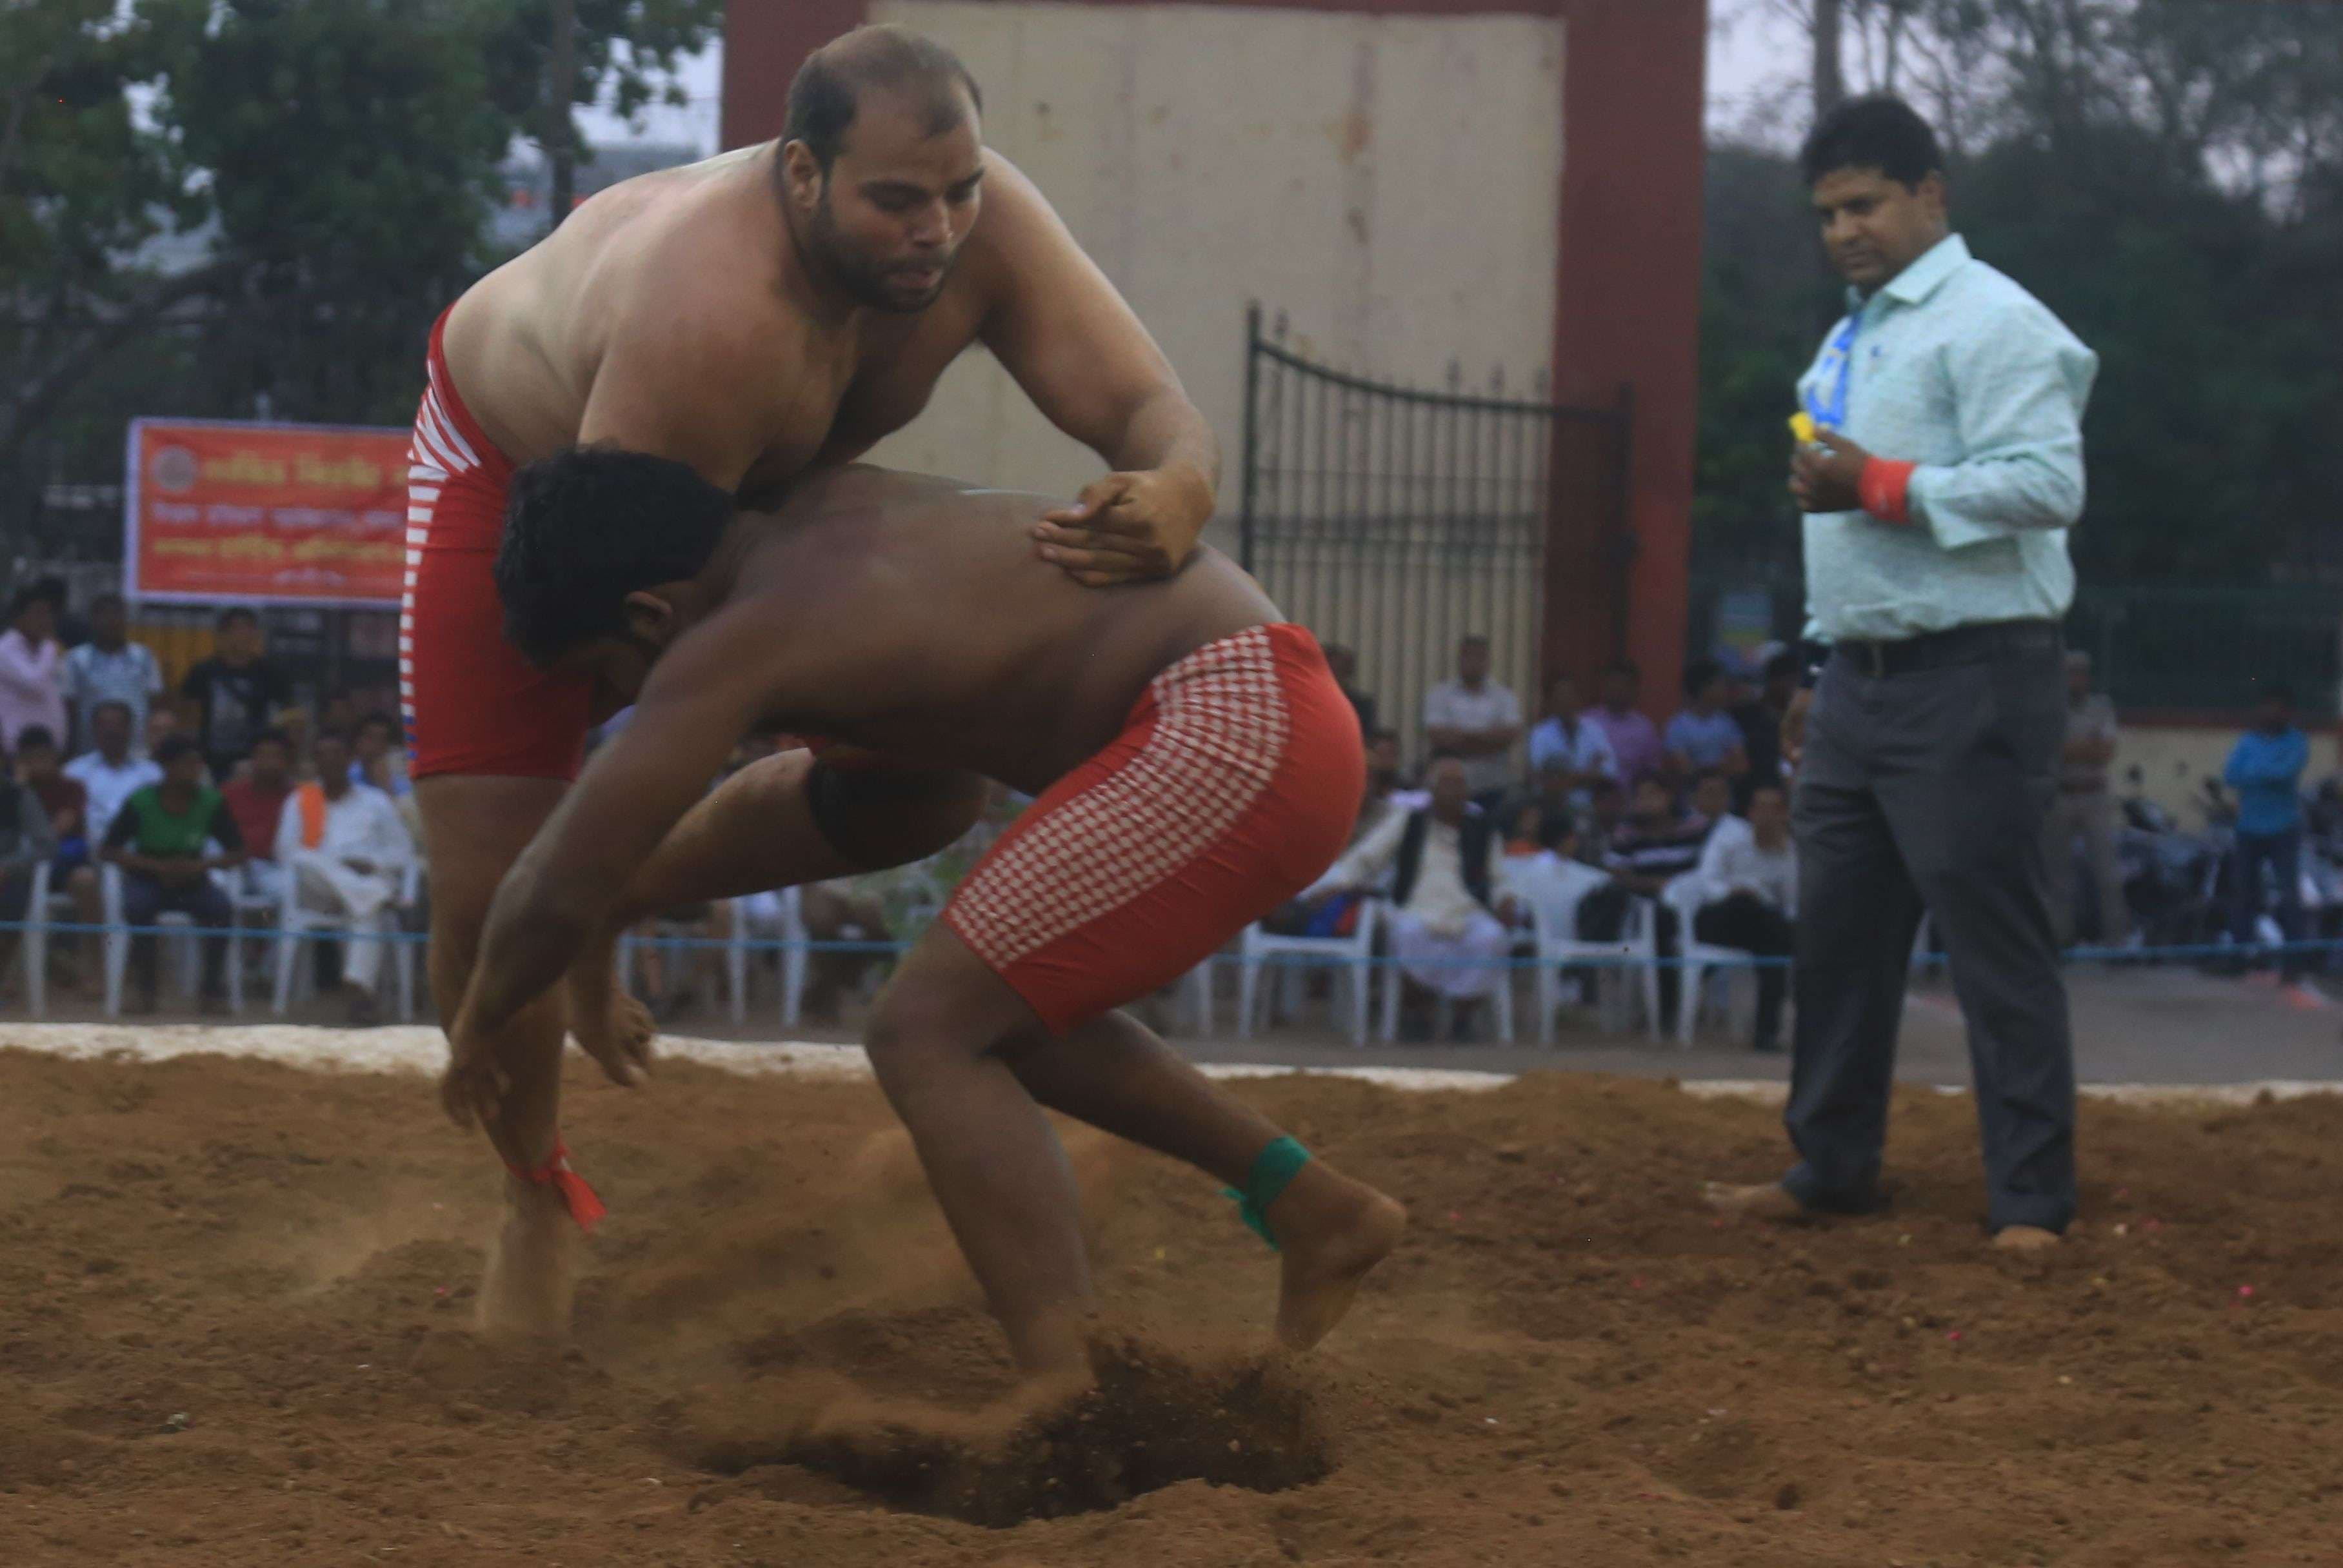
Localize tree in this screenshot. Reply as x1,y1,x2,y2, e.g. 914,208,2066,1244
3,0,720,555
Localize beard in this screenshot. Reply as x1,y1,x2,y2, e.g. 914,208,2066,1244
805,192,952,315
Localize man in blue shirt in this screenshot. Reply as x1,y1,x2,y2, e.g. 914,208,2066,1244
1707,95,2097,1252
2223,683,2310,986
1663,659,1750,784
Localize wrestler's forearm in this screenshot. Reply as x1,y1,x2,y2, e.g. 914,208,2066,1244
461,869,600,1042
1109,388,1220,499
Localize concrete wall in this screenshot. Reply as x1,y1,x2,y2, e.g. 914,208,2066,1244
2119,723,2341,824
860,0,1566,519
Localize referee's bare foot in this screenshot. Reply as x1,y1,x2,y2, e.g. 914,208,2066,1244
1702,1180,1809,1222
1268,1165,1406,1352
1991,1224,2060,1253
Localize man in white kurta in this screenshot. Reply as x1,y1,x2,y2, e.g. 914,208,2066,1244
1314,757,1514,1004
275,732,414,1015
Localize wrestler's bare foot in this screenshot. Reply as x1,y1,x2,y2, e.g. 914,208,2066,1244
1702,1180,1810,1222
1267,1164,1407,1351
1991,1224,2060,1253
566,962,655,1087
478,1178,578,1343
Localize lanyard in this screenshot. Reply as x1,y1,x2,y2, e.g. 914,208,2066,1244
1803,312,1862,432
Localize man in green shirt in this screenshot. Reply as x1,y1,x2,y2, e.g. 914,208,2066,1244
101,734,246,1011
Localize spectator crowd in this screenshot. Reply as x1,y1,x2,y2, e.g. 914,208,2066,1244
2,583,416,1018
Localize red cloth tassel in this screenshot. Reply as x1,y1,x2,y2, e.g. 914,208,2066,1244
507,1138,606,1233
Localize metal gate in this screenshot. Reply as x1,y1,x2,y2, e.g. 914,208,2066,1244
1237,305,1631,764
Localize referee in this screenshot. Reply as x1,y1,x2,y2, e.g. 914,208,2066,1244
1706,95,2099,1251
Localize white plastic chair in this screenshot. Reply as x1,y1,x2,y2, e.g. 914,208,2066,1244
1377,922,1515,1046
1237,899,1381,1047
726,886,810,1030
101,862,248,1016
1528,884,1661,1044
17,860,83,1017
1665,877,1751,1048
272,862,421,1020
1176,960,1215,1035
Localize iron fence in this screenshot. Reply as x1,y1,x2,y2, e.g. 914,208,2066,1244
1238,305,1630,763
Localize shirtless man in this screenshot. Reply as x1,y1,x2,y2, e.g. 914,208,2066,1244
441,454,1407,1378
403,27,1219,1332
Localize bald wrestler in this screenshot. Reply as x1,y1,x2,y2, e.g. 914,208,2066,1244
441,455,1406,1376
401,27,1220,1335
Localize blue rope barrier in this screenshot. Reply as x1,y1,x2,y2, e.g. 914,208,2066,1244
4,921,2341,972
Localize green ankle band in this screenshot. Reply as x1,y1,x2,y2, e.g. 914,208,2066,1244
1222,1136,1311,1252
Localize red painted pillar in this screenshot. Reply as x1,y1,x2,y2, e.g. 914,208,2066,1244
721,0,869,150
1547,0,1706,717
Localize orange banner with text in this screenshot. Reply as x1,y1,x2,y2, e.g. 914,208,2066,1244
125,419,410,606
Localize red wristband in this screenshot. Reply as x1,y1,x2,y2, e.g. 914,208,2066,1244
1859,457,1918,525
507,1136,606,1233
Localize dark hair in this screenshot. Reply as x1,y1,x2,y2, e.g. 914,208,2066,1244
1682,657,1724,699
91,699,132,726
216,606,259,631
783,25,982,175
1460,633,1491,649
356,710,396,737
1589,776,1624,800
1800,93,1943,189
154,734,201,766
314,726,355,751
1536,809,1579,851
250,726,291,753
1693,766,1728,789
13,724,56,753
1426,748,1465,765
89,590,125,613
8,585,52,621
1764,650,1802,682
496,447,735,665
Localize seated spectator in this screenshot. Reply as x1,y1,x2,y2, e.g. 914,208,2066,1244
181,607,292,784
101,735,246,1011
275,730,414,1024
1423,635,1523,815
352,711,413,798
1733,649,1800,807
1664,659,1751,782
1580,775,1715,1027
224,728,297,901
61,592,163,755
801,882,895,1022
64,700,162,846
1322,643,1377,738
1685,769,1741,844
10,726,101,993
1,740,59,991
1690,780,1798,1051
1581,660,1663,788
2223,682,2312,992
1312,756,1516,1040
1578,776,1627,867
1526,673,1617,793
144,702,184,766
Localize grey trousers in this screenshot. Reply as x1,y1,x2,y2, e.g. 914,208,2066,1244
1784,626,2077,1233
2044,788,2129,947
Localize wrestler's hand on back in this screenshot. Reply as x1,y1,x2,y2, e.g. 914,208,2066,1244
974,157,1221,588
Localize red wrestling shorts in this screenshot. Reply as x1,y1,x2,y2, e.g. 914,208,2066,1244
941,623,1364,1035
400,308,593,780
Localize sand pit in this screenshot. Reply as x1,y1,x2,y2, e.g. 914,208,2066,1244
4,1035,2342,1565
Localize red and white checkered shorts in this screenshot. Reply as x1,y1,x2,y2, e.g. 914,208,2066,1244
941,622,1364,1035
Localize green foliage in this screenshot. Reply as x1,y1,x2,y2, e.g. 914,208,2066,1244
1697,1,2343,589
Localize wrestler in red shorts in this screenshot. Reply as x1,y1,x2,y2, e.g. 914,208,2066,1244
441,454,1406,1381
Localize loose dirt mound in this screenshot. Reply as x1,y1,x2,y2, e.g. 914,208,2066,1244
2,1041,2341,1565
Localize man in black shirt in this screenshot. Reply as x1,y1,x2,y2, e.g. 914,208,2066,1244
179,608,292,782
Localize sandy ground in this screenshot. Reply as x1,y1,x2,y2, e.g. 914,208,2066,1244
5,1028,2343,1565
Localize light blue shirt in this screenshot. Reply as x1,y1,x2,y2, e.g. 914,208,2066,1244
1799,233,2099,642
1664,708,1744,769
